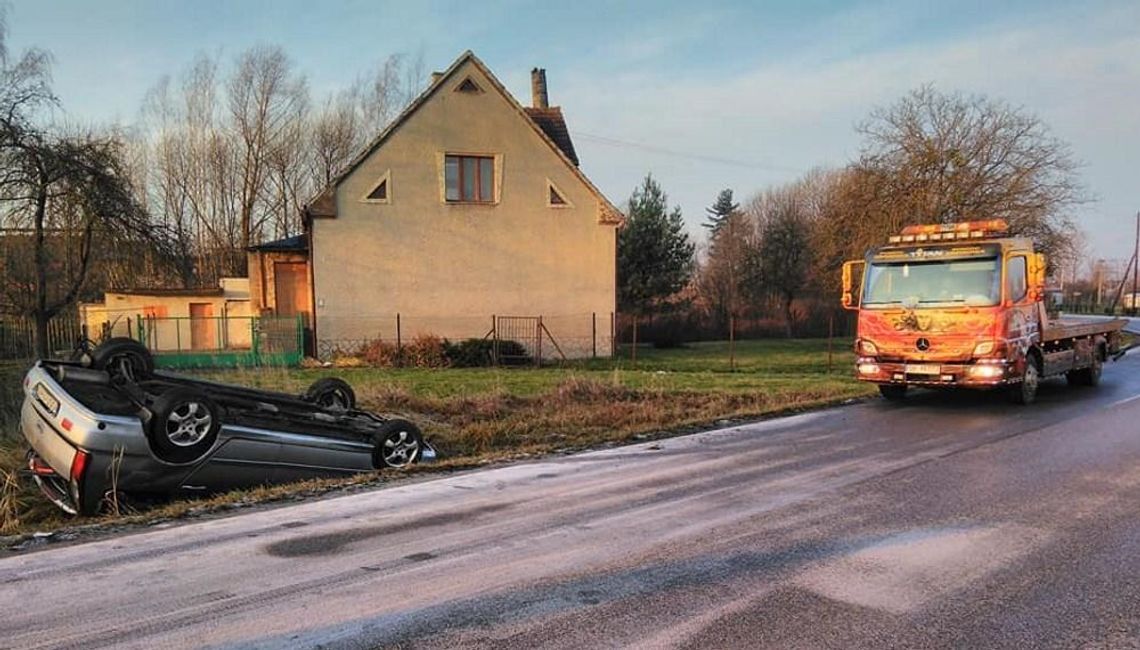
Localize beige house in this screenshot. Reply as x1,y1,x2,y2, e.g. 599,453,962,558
81,279,253,352
251,51,622,358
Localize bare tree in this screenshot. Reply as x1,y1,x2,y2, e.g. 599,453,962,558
743,172,835,338
843,85,1085,265
2,121,169,355
226,45,307,257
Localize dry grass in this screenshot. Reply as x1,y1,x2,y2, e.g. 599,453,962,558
0,339,873,541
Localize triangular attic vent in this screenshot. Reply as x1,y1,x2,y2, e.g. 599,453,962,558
550,185,566,205
367,179,387,200
547,180,572,207
360,170,391,203
456,77,483,93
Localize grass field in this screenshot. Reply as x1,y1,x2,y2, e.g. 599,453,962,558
0,339,871,537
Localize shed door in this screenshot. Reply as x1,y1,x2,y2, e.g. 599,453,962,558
274,262,309,326
189,303,215,351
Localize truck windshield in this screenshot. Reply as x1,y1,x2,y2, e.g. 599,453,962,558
862,257,1001,308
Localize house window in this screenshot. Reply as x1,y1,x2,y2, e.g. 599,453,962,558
445,155,494,203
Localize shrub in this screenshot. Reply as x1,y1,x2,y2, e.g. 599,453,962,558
444,338,532,367
403,334,450,368
359,337,400,367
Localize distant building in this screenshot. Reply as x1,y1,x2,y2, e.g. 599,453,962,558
80,279,252,352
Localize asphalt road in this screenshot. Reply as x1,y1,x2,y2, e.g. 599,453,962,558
3,355,1140,649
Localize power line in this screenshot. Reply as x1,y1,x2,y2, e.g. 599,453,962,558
570,131,803,173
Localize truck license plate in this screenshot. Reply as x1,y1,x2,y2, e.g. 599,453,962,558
906,363,940,375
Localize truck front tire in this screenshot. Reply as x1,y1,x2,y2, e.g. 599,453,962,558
1009,357,1040,405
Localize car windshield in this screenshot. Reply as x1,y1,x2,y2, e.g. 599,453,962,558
862,257,1000,308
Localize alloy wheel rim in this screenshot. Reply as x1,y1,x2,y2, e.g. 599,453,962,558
383,430,419,467
166,402,212,447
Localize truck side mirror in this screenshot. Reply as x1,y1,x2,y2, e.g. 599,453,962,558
841,260,864,311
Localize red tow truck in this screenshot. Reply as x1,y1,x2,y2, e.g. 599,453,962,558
841,220,1127,404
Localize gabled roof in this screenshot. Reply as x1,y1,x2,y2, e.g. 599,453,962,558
303,51,621,225
248,234,308,252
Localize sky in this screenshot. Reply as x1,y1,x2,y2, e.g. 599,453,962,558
5,0,1139,262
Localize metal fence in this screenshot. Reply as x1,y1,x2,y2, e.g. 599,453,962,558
315,312,615,364
0,313,81,360
130,314,304,368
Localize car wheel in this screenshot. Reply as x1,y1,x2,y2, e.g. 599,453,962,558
91,338,154,383
1009,357,1040,405
879,384,907,402
373,419,423,469
303,377,356,411
148,388,221,465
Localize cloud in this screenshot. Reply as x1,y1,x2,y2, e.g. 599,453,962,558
557,2,1140,258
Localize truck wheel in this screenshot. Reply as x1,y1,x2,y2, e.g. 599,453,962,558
91,338,154,382
879,385,907,402
303,377,356,411
148,388,221,465
1009,357,1040,405
372,419,423,469
1066,348,1103,387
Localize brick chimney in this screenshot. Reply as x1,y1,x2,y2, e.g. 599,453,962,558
531,68,549,109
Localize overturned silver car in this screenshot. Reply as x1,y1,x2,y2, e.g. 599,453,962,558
22,338,434,515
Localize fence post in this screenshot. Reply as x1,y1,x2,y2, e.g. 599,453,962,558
396,313,403,367
592,312,597,359
631,315,638,367
828,313,834,374
491,314,498,366
536,316,544,367
611,310,620,360
729,314,736,372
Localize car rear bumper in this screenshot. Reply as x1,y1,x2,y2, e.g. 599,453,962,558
27,450,80,515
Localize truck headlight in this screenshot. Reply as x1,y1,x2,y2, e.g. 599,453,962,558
973,341,995,356
857,363,880,375
969,364,1004,379
857,339,878,355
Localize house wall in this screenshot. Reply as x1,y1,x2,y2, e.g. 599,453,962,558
311,59,618,358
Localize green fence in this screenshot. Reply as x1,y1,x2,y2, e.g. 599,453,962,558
135,314,304,368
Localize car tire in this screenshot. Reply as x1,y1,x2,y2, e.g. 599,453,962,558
91,338,154,382
303,377,356,411
148,388,221,465
879,385,907,402
372,419,423,469
1009,356,1040,405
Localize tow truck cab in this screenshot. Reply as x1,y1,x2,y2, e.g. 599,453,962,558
840,219,1124,404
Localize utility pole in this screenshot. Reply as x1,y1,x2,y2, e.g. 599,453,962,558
1133,212,1139,316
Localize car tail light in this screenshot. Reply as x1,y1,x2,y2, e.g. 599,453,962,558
70,450,90,484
